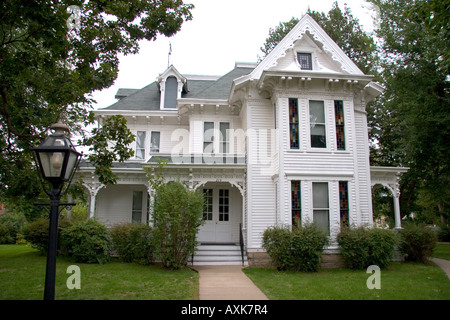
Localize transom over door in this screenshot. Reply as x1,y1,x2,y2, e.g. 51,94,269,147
198,188,232,243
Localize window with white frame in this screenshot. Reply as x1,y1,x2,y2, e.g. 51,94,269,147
164,76,178,109
309,100,326,148
132,191,143,223
203,121,230,154
150,131,160,153
135,131,146,159
313,182,329,234
219,122,230,153
297,52,312,70
203,122,214,153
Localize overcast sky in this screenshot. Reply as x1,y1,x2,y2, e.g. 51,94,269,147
91,0,378,109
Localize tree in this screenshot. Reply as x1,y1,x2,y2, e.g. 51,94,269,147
0,0,194,212
368,0,450,223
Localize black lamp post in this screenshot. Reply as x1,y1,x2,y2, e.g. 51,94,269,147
32,121,82,300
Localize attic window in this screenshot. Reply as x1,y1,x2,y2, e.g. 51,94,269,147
164,76,178,108
297,53,312,70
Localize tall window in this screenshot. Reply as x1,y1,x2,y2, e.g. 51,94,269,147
297,52,312,70
135,131,146,159
289,98,299,149
313,182,329,234
334,100,345,150
203,189,213,221
164,76,178,108
219,122,230,153
203,122,214,153
132,191,143,223
219,189,229,221
309,100,326,148
339,181,349,228
291,181,301,227
150,131,160,153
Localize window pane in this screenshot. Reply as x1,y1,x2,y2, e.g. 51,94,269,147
314,210,329,233
291,181,301,227
136,131,146,159
204,122,214,153
289,98,299,149
132,191,143,223
220,122,230,153
203,189,213,221
339,181,349,228
310,101,326,148
150,132,160,153
313,182,329,208
297,53,312,70
334,100,345,150
164,76,178,108
219,189,229,221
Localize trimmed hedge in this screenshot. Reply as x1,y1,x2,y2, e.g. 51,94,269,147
109,222,154,265
60,219,110,264
262,224,329,272
337,226,396,269
398,223,438,263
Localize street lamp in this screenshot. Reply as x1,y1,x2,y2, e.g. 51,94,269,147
32,121,82,300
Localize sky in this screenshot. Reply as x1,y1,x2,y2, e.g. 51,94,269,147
91,0,378,110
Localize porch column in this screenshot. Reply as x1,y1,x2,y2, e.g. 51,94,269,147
83,182,104,219
393,188,402,229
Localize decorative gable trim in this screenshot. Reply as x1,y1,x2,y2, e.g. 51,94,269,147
244,14,364,85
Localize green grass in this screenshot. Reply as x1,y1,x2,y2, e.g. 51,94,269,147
433,243,450,260
243,262,450,300
0,244,198,300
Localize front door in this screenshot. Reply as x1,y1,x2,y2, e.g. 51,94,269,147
198,188,232,243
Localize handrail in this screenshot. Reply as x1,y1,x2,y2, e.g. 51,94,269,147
239,223,245,266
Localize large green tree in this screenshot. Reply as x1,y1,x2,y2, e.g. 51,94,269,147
0,0,194,217
368,0,450,223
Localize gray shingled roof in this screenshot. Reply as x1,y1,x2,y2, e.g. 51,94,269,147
102,66,254,111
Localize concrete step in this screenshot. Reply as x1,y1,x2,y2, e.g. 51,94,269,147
192,244,247,266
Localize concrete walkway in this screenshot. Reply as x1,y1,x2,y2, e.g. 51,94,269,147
431,258,450,279
192,265,269,300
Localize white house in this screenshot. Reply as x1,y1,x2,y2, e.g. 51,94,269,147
77,14,408,266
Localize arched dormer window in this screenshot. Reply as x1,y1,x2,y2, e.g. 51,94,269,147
164,76,178,109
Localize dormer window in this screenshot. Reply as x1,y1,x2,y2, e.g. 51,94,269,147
297,52,312,70
164,76,178,109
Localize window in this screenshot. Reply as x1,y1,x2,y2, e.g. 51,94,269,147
164,76,178,108
219,189,229,221
334,100,345,150
339,181,349,228
289,98,299,149
132,191,143,223
203,122,214,153
219,122,230,153
309,100,326,148
150,131,160,153
203,189,213,221
313,182,329,234
291,181,301,227
135,131,146,159
297,52,312,70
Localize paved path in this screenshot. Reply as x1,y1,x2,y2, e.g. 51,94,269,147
192,265,269,300
431,258,450,279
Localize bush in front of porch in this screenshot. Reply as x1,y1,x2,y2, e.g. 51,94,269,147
151,181,204,270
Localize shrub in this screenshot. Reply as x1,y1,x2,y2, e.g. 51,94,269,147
0,212,26,244
151,181,204,270
398,223,438,263
337,226,396,269
61,219,110,264
110,222,153,265
262,224,328,272
22,217,70,254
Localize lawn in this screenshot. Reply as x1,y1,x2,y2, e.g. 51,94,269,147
434,243,450,260
0,244,199,300
243,261,450,300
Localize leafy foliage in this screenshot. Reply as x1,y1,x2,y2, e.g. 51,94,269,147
109,222,154,265
398,222,438,263
0,0,194,209
337,226,397,269
60,218,110,264
262,224,329,272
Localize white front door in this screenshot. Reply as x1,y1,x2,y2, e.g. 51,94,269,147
198,188,232,243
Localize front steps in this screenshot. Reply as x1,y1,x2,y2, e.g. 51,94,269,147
191,244,248,266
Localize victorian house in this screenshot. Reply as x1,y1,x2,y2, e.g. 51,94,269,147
77,14,407,265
